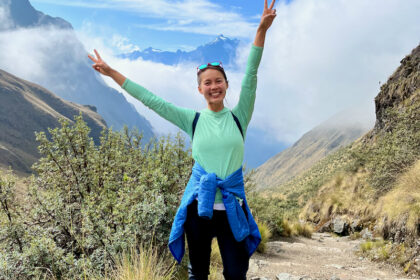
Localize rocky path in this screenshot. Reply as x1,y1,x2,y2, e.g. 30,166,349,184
247,233,418,280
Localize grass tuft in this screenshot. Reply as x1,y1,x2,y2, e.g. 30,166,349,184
292,222,313,238
256,219,272,253
108,242,176,280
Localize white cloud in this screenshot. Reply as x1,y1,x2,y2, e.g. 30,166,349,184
77,26,247,136
93,52,245,136
244,0,420,143
0,26,86,89
2,0,419,145
0,0,13,31
111,34,140,53
31,0,257,38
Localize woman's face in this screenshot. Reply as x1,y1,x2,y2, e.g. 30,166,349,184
198,69,228,107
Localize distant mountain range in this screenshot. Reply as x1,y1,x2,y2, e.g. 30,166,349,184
254,109,372,190
1,0,154,139
120,35,240,66
0,69,106,174
121,34,290,168
1,0,369,170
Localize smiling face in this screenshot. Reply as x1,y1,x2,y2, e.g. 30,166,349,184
198,68,228,110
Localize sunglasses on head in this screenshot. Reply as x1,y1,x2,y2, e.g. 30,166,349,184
197,61,224,72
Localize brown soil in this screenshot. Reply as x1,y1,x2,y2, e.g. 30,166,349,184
248,233,418,280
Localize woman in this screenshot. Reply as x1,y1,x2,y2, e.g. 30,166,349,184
88,1,276,279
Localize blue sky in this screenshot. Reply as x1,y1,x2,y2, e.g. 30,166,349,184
31,0,281,52
1,0,419,164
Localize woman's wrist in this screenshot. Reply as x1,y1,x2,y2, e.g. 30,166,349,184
257,24,269,33
109,68,126,87
254,28,267,47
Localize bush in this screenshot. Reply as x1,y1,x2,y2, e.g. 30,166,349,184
0,116,194,279
245,171,299,238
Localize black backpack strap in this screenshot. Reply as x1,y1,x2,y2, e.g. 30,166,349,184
192,112,200,139
231,112,244,140
192,111,244,140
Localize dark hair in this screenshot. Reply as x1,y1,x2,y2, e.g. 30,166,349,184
197,66,228,85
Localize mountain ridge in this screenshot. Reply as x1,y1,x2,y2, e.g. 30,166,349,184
120,34,240,66
7,0,72,30
254,107,372,190
1,0,154,139
0,68,106,174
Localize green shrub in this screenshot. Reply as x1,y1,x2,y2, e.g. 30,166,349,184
0,116,194,279
360,241,373,252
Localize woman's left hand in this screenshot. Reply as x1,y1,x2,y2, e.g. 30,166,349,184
259,0,277,31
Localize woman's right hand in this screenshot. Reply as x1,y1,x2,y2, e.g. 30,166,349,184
88,49,113,76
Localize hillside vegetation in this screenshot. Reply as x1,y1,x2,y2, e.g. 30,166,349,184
254,109,370,190
0,116,193,279
264,44,419,273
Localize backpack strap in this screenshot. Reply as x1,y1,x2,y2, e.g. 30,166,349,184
192,112,200,139
191,111,244,140
231,112,244,140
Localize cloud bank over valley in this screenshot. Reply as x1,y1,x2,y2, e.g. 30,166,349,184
0,0,419,149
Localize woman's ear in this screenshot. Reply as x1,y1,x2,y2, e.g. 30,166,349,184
198,86,203,95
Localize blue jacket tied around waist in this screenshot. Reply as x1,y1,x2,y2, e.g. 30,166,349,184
168,162,261,263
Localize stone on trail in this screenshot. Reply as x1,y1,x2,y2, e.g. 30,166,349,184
276,273,309,280
361,228,373,240
333,216,348,235
250,277,272,280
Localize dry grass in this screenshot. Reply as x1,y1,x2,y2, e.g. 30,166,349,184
292,222,313,238
375,159,420,235
256,219,272,253
359,239,390,260
280,219,293,237
104,242,176,280
209,239,223,280
300,169,376,224
279,219,313,238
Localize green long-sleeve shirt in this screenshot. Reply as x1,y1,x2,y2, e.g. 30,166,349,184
122,45,263,204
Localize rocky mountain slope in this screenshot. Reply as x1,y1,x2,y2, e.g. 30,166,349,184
0,0,153,139
264,43,419,274
0,69,106,174
4,0,71,30
254,108,371,190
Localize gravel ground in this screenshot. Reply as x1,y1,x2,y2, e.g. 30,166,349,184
247,233,419,280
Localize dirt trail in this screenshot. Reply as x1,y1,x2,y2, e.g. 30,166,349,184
247,233,418,280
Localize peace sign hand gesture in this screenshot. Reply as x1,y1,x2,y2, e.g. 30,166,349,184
259,0,277,31
88,49,113,77
88,49,126,86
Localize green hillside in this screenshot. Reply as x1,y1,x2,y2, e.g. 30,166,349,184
254,109,370,190
262,43,419,273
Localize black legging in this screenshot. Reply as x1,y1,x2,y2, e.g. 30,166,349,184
184,200,249,280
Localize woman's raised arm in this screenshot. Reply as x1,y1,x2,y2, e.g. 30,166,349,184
254,0,277,47
232,0,277,131
87,49,196,137
88,49,126,86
